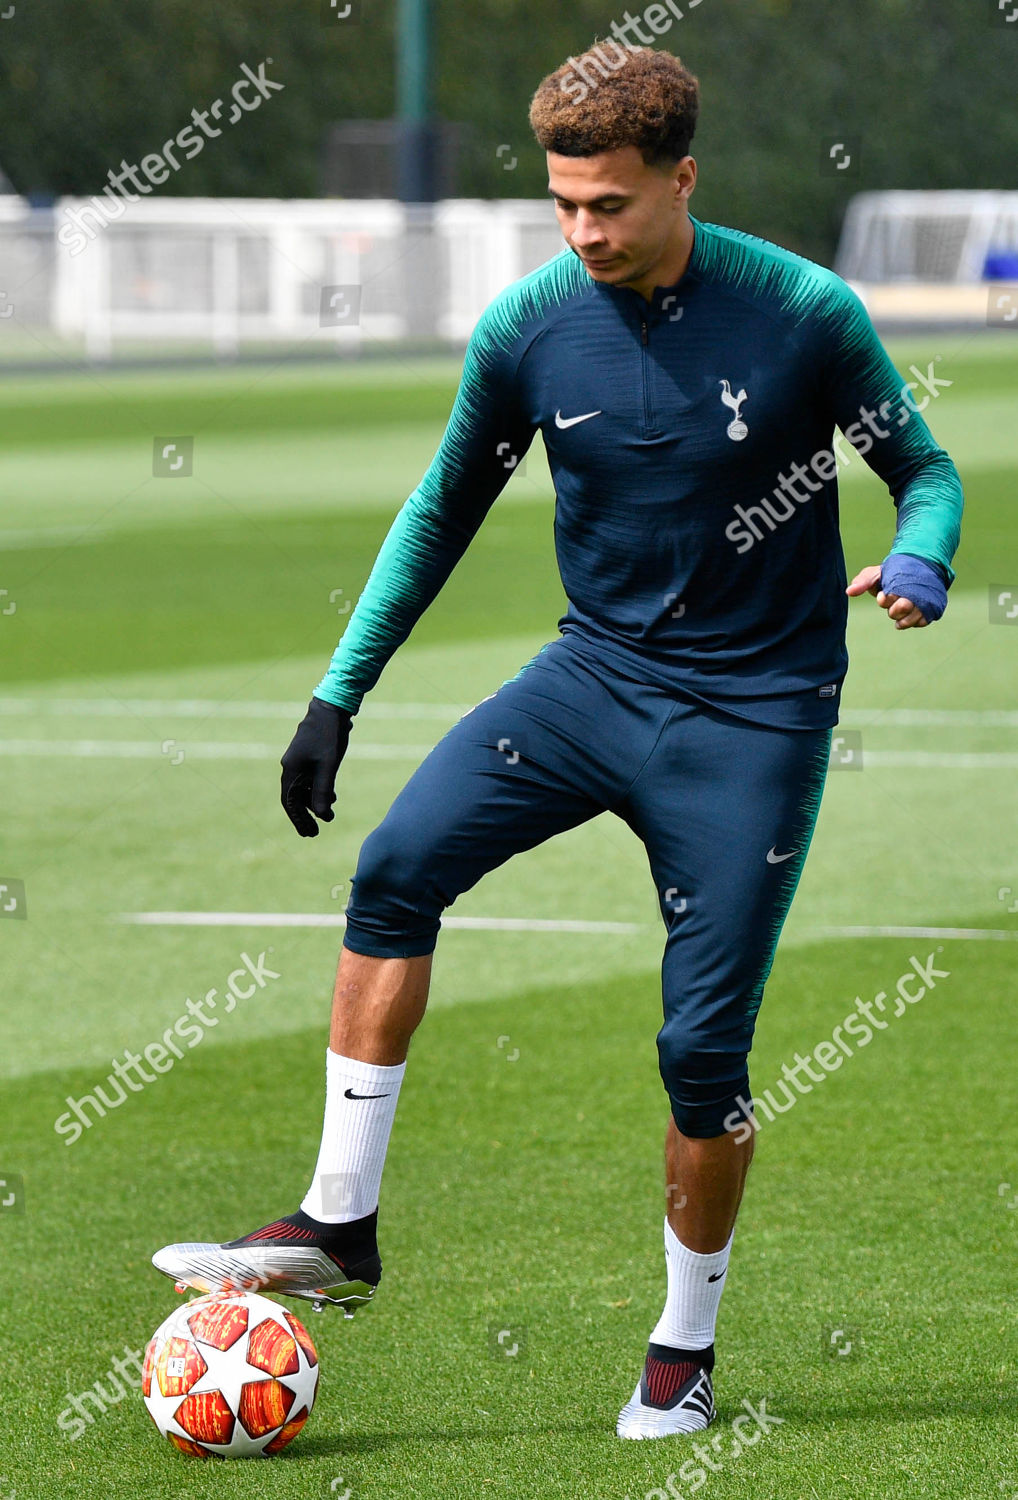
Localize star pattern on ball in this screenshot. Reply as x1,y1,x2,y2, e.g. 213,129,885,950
143,1294,319,1458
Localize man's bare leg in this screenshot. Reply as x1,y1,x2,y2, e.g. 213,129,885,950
330,948,433,1064
617,1112,755,1436
285,948,435,1232
149,947,435,1303
665,1114,755,1251
328,955,755,1248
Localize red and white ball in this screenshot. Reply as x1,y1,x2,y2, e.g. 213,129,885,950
141,1292,319,1458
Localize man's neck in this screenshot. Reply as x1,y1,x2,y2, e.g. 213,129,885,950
624,215,695,303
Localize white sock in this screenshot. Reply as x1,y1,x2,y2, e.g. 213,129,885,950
300,1049,406,1224
648,1217,734,1350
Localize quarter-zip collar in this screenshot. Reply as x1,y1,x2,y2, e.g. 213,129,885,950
592,214,706,324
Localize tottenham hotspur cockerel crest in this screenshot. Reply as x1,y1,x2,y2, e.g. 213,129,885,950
719,379,749,441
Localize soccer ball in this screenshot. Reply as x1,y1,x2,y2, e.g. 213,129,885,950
141,1292,319,1458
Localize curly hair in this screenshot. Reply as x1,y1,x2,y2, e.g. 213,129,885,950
528,45,699,169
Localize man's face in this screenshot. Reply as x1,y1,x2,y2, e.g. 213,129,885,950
547,146,694,288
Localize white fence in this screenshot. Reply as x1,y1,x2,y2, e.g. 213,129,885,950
0,197,566,359
1,191,1015,360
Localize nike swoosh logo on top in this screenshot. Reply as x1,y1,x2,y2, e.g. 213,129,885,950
766,847,798,864
344,1087,392,1100
555,409,602,429
707,1270,726,1283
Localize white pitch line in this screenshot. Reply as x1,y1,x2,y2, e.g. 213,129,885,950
118,911,647,934
814,925,1018,941
840,708,1018,728
6,740,1018,769
0,525,113,551
861,751,1018,768
0,698,467,720
0,740,435,760
117,912,1018,942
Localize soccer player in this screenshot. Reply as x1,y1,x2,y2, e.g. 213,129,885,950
153,45,962,1438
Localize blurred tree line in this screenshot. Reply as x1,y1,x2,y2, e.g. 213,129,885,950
0,0,1014,263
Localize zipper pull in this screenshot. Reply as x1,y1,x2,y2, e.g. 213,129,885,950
640,318,649,346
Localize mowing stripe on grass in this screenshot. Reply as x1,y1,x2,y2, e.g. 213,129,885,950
5,740,1018,768
4,699,1018,727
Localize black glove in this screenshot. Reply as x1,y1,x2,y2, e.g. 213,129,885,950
280,697,353,838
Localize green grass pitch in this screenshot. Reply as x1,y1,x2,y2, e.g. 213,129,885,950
1,331,1018,1499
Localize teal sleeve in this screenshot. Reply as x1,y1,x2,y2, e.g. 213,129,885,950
820,280,963,584
314,306,536,715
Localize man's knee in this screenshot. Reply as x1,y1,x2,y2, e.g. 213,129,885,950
657,1026,752,1139
342,813,445,959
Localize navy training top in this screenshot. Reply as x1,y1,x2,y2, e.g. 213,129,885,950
316,214,963,729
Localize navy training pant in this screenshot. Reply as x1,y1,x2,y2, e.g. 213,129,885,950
342,636,831,1137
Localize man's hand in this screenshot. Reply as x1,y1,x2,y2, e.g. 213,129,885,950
846,564,926,629
846,554,948,630
280,697,353,838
